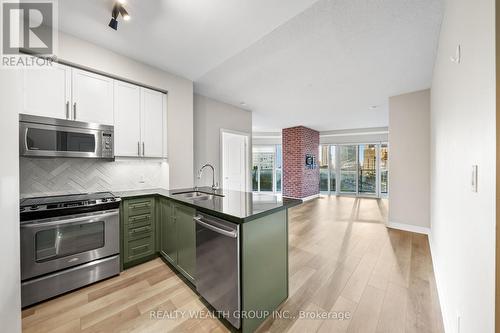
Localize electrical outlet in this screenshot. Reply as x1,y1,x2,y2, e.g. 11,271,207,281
139,175,145,184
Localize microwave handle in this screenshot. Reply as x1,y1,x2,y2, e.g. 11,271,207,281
21,210,118,228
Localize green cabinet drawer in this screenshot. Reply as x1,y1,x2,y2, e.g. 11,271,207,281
125,236,155,262
127,213,152,229
126,198,154,217
128,224,153,241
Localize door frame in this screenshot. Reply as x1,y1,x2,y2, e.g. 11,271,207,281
220,129,251,192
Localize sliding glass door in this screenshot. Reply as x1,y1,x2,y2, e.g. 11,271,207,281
319,143,388,197
339,145,357,193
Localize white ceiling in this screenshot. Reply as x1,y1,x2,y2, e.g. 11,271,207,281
58,0,444,131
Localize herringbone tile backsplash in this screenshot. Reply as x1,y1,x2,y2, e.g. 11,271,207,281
20,157,169,198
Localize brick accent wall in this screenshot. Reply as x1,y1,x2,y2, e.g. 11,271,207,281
282,126,320,198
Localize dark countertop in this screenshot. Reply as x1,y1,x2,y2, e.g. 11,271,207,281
113,187,302,223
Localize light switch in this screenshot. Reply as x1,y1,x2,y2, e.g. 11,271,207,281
471,165,478,192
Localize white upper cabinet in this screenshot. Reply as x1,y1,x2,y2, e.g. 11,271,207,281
72,69,114,125
140,88,165,158
22,63,71,119
113,81,141,157
20,62,167,159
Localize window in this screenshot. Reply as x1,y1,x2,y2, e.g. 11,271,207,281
358,144,377,194
252,145,282,193
380,144,389,195
319,145,329,192
275,145,282,192
329,145,336,192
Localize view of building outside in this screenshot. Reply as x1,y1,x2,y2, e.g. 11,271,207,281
380,144,389,194
358,144,377,193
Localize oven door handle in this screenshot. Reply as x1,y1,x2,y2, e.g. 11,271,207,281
21,210,118,229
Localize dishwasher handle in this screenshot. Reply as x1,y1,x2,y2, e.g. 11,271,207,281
194,216,238,238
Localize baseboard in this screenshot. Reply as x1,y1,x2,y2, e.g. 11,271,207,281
387,221,430,235
282,194,319,201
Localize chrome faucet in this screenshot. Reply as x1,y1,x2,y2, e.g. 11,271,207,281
197,163,219,190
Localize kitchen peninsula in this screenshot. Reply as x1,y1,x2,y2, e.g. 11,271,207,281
115,187,301,333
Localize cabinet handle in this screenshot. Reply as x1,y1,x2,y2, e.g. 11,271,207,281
66,102,69,119
142,142,145,156
131,203,151,210
137,142,140,156
131,215,150,222
131,244,149,255
73,102,77,119
131,226,151,234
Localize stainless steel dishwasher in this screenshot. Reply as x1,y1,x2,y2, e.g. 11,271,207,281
194,213,240,329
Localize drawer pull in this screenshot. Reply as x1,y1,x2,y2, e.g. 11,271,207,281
131,226,151,234
131,203,151,209
130,215,150,222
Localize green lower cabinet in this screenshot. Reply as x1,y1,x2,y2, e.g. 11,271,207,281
159,197,196,284
121,197,156,268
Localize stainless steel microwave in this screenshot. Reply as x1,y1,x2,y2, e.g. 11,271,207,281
19,114,114,159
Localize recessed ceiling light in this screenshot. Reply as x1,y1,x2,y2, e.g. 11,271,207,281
240,102,247,107
369,105,379,110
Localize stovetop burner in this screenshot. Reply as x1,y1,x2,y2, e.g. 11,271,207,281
20,192,121,221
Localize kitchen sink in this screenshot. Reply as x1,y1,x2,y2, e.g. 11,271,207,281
172,191,225,201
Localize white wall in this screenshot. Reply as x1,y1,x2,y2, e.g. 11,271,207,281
57,32,194,189
430,0,496,332
194,94,252,188
0,71,22,332
388,89,430,232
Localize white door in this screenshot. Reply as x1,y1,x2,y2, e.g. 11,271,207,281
222,132,248,192
113,81,141,157
140,88,164,158
72,69,114,125
22,63,71,119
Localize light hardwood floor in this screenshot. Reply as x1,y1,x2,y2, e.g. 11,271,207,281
22,196,444,333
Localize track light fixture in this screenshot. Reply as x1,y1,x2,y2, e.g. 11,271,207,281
108,1,130,30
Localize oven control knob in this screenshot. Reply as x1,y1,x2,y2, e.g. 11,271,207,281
29,205,38,211
109,198,116,202
101,198,108,203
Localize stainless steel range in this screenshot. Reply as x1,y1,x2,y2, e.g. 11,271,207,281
20,192,121,307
